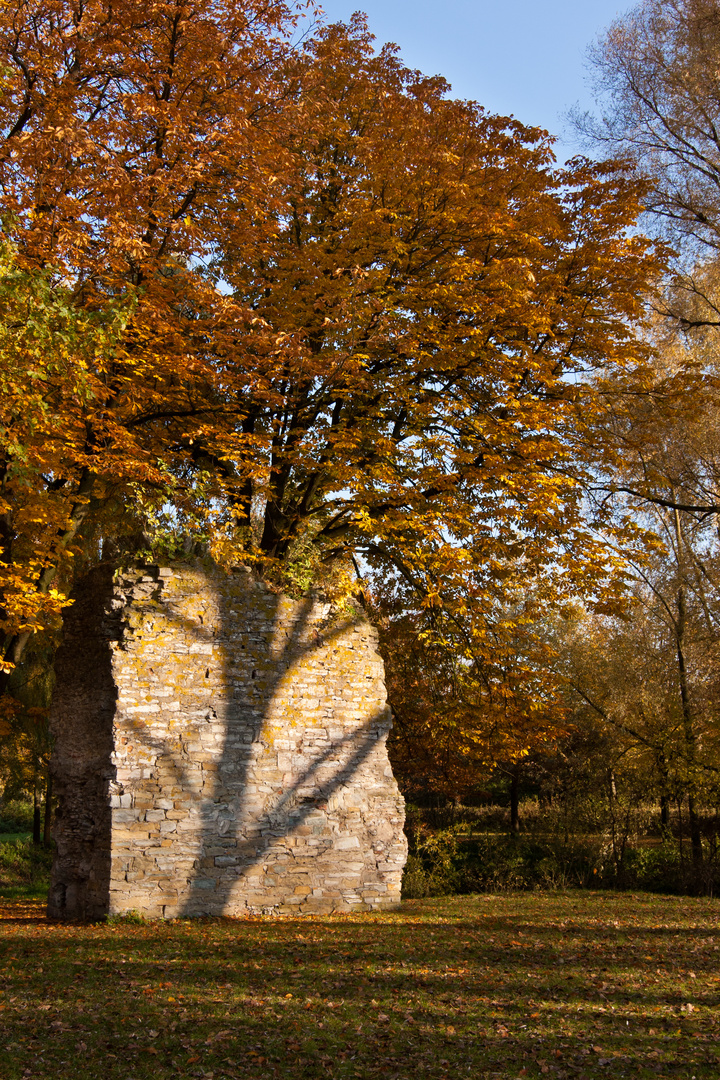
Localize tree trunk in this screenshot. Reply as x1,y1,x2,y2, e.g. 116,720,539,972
673,509,702,869
658,752,670,836
689,793,703,869
510,766,520,835
660,793,670,833
32,784,41,846
43,772,53,847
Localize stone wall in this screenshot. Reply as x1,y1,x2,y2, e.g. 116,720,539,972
48,562,407,920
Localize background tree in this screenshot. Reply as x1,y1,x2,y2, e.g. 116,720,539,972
0,645,54,845
377,589,569,829
560,558,720,890
581,1,720,254
543,313,720,887
579,0,720,349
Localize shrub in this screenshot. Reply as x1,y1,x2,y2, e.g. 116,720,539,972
0,835,52,897
0,798,34,834
107,910,147,925
401,825,466,898
402,821,612,897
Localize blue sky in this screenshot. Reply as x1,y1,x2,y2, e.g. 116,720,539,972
308,1,632,158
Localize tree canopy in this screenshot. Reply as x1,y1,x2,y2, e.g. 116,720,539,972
0,0,667,814
2,6,663,633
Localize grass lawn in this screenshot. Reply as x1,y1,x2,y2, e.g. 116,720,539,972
0,891,718,1079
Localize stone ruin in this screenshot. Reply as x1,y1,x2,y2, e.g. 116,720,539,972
48,561,407,920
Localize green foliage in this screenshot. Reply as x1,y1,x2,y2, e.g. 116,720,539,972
0,797,33,833
106,909,147,926
402,821,604,898
402,800,720,897
608,839,720,896
0,835,52,898
401,825,466,898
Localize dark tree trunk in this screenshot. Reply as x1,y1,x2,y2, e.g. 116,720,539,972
689,793,703,868
43,773,53,847
32,785,41,846
660,793,670,833
672,521,702,869
510,766,520,835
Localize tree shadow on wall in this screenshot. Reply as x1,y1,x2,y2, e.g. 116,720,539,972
102,562,401,917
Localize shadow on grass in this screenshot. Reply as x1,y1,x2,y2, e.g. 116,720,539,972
0,897,47,922
0,894,718,1079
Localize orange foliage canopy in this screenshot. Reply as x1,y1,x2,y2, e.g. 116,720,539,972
0,6,661,693
0,0,297,671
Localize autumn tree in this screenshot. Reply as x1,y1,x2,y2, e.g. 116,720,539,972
207,20,661,621
0,0,301,683
0,3,663,748
562,546,720,887
547,311,720,881
212,18,659,792
571,3,720,869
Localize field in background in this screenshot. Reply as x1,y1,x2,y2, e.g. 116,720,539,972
0,891,718,1079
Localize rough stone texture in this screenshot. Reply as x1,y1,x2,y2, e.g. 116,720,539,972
48,561,407,920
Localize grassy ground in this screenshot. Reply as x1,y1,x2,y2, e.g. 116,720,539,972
0,892,718,1079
